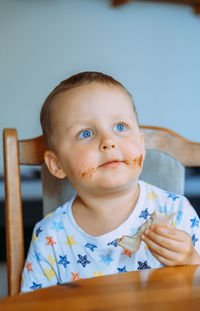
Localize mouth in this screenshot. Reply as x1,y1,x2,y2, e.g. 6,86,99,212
99,160,122,169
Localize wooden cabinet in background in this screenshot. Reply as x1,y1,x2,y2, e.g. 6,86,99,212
111,0,200,14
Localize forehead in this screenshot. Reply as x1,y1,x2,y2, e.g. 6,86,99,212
51,83,135,122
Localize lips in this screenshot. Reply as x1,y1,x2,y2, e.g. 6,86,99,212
99,160,122,168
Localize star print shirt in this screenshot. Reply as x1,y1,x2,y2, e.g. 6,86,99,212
21,180,200,292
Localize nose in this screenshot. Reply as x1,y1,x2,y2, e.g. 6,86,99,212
102,143,116,150
99,134,116,151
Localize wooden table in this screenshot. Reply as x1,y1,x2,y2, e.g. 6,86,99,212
1,265,200,311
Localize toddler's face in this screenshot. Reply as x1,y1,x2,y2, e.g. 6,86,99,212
46,83,145,195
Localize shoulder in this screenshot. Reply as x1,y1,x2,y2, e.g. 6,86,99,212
140,181,193,214
32,197,75,239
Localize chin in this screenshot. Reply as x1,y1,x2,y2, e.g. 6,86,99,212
98,178,137,192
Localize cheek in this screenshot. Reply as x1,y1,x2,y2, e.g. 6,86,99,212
125,154,143,169
122,141,145,169
122,140,144,157
71,149,97,179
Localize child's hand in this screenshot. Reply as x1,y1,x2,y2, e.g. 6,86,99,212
141,224,200,266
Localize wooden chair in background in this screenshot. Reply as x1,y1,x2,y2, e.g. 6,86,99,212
3,126,200,296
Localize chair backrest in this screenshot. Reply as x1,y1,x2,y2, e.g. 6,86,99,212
3,126,200,295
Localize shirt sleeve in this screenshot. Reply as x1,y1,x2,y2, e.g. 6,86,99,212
21,223,60,293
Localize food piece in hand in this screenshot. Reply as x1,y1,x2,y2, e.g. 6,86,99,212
117,210,176,253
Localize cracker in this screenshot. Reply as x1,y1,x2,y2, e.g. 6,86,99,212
117,210,176,253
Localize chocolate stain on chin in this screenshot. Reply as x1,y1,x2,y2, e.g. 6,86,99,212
80,167,96,178
124,154,143,168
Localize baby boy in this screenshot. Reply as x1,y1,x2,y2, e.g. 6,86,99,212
21,71,200,292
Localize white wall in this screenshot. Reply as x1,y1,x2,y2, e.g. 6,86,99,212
1,0,200,173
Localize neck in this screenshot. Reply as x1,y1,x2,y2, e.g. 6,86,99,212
72,182,140,236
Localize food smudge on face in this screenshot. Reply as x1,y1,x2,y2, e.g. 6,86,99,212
80,167,96,178
124,154,143,168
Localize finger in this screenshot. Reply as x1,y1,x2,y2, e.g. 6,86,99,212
143,228,185,252
150,225,187,242
150,250,175,267
142,233,181,260
165,223,172,228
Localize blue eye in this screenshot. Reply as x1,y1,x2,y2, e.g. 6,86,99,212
78,130,92,139
114,123,126,132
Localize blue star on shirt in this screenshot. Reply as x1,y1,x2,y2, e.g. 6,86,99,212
190,217,199,228
192,234,198,246
130,227,139,235
158,205,167,213
176,210,183,224
107,239,118,247
85,243,97,252
139,208,150,220
58,255,70,268
35,226,43,237
166,192,180,201
30,282,42,290
77,254,91,267
33,252,42,262
117,266,127,273
51,221,64,232
137,260,151,270
99,254,114,266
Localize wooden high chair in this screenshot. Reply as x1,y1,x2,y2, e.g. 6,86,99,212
3,126,200,296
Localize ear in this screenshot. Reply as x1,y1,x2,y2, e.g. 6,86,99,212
44,150,67,179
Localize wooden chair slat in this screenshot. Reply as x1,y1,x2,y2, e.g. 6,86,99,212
141,126,200,167
17,126,200,167
19,135,46,165
3,129,24,296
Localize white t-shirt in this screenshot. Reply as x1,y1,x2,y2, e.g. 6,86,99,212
21,181,200,292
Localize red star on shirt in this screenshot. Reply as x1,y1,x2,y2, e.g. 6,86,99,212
71,272,82,281
121,249,132,258
25,261,33,273
45,236,56,246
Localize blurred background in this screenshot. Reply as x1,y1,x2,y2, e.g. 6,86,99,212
0,0,200,297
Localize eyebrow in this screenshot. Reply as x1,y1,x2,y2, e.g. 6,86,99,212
64,120,91,133
112,113,136,121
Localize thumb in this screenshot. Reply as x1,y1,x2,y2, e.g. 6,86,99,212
165,222,173,228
